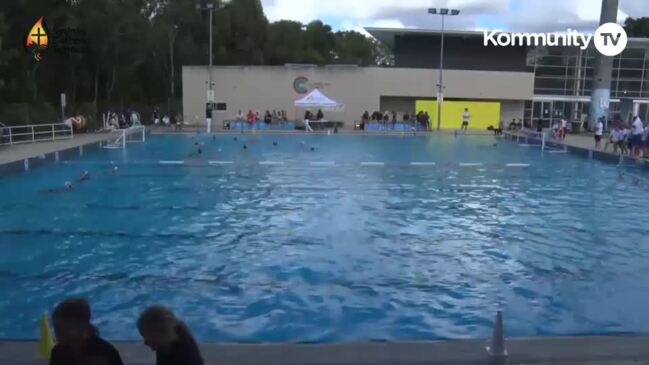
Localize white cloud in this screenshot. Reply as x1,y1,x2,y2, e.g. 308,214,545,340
262,0,649,34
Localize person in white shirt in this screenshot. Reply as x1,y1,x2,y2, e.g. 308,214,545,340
461,108,470,132
594,118,604,149
631,116,644,156
604,126,620,153
559,118,568,140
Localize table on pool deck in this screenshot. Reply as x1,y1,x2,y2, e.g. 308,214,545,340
5,336,649,365
0,132,114,165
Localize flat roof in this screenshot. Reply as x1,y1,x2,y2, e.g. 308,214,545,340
365,27,649,50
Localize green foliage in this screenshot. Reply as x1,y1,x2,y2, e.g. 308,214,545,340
624,17,649,37
0,0,393,125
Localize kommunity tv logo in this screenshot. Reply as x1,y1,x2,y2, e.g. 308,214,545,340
484,22,628,56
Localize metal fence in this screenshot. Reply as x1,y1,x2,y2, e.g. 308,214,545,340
0,123,73,146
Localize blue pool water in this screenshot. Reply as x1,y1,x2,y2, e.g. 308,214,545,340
1,134,648,342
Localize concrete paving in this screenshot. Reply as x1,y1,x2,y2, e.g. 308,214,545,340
0,132,115,166
4,336,649,365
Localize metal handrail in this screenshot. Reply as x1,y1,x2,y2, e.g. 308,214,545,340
0,122,73,146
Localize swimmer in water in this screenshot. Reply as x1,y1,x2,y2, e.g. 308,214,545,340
48,181,73,193
310,146,315,151
78,171,90,182
243,144,248,150
212,135,216,141
112,166,119,174
234,137,238,141
273,141,278,146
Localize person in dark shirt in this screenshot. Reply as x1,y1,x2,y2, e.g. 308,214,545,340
50,298,123,365
138,305,204,365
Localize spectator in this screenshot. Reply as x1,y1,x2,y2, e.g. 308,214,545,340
281,110,287,121
595,116,604,149
559,118,568,140
461,108,470,132
264,110,272,124
403,113,410,121
423,112,430,130
391,111,397,129
272,110,278,121
246,110,255,127
153,106,160,125
254,111,260,122
236,109,244,121
50,299,123,365
383,111,389,127
138,305,203,365
304,109,313,132
316,109,324,121
631,115,644,156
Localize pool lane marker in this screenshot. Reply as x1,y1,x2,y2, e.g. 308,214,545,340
259,161,284,166
459,162,483,167
410,162,436,166
506,163,530,167
208,160,233,165
360,162,385,166
310,161,335,166
159,160,185,165
547,150,568,154
519,144,533,147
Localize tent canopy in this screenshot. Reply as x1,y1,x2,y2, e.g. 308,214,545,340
294,89,344,111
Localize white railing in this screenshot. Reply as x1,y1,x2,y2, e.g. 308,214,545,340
0,123,73,146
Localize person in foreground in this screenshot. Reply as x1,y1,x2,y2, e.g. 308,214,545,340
138,305,204,365
50,298,123,365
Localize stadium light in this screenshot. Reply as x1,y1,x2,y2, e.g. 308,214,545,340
196,0,231,132
427,8,460,131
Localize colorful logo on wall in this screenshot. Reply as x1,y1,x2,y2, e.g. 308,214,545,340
293,76,309,94
25,16,49,61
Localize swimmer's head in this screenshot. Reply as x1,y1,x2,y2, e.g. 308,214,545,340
310,147,315,151
243,144,247,149
234,137,238,141
64,181,73,189
82,171,89,177
113,166,119,172
273,141,278,146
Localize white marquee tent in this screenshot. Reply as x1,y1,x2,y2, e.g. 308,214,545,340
294,89,345,111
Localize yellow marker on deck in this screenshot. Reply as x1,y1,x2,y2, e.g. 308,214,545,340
39,313,55,359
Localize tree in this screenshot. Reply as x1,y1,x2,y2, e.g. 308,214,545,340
0,0,393,124
624,17,649,37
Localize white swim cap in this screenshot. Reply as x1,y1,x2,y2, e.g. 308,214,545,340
64,181,72,188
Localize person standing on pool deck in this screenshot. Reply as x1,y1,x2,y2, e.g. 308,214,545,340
138,305,204,365
631,116,644,156
461,108,470,132
50,298,123,365
304,109,314,132
594,117,604,149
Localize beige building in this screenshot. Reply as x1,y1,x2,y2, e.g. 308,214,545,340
182,65,533,129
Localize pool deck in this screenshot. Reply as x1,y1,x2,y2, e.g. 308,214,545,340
0,132,114,166
4,336,649,365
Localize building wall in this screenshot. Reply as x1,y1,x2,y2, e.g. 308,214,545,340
395,35,528,72
182,66,535,127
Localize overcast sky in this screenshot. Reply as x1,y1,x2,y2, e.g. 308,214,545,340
262,0,649,35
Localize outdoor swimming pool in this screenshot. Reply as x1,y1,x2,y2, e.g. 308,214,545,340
1,134,648,342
